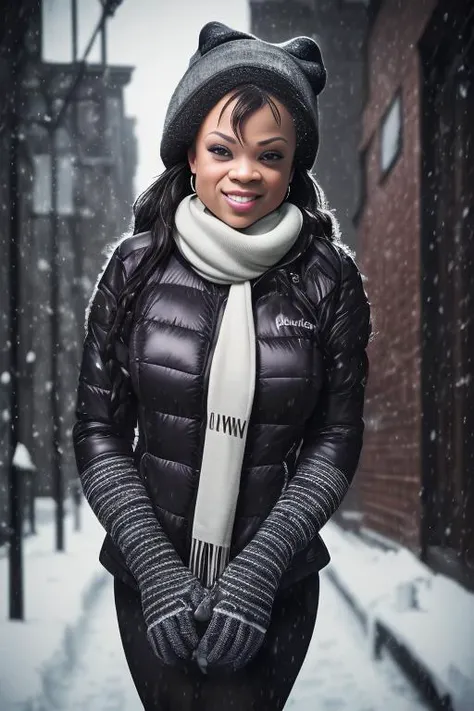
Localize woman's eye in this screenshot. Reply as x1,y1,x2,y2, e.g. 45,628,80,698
261,151,283,162
208,145,232,158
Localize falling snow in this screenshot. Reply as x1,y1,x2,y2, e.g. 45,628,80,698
1,2,473,711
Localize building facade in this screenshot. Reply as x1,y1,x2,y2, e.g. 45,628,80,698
23,57,136,497
0,1,137,533
355,0,474,590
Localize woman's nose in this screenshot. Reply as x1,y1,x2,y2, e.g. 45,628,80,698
229,160,261,183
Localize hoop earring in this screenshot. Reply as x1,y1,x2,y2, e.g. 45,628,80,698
285,184,291,201
190,174,196,194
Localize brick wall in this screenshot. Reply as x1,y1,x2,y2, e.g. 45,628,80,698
355,0,437,552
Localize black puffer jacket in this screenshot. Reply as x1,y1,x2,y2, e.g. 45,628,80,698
73,212,371,591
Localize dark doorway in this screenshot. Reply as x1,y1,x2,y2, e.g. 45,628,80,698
420,3,474,591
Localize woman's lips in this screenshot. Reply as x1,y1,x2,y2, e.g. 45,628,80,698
222,192,261,213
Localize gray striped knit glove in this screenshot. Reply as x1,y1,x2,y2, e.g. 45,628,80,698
194,454,348,672
80,453,206,665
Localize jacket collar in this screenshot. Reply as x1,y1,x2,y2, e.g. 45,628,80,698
252,209,314,286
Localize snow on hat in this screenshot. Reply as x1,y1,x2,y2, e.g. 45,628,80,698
160,21,327,170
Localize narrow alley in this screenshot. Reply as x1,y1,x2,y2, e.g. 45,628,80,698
54,571,430,711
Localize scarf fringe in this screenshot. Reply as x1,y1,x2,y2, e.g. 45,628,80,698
189,537,230,588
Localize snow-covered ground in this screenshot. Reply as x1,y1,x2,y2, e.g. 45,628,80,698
323,523,474,711
41,570,431,711
41,579,142,711
0,499,108,711
289,569,430,710
1,498,472,711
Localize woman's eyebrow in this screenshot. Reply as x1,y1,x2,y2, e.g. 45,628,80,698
258,136,288,145
207,131,288,146
208,131,237,143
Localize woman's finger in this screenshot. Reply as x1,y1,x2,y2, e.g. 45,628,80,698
215,622,253,668
231,627,263,669
176,610,200,653
195,610,232,667
205,612,238,666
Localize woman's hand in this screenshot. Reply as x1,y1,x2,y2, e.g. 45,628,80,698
193,592,267,673
192,560,279,673
140,573,207,666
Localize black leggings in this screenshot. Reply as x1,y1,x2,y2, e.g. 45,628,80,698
114,573,320,710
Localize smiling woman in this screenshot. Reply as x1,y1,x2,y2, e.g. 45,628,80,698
73,19,371,711
188,86,296,227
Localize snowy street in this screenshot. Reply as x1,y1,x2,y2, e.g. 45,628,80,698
2,2,474,711
289,572,431,711
52,571,430,711
3,501,467,711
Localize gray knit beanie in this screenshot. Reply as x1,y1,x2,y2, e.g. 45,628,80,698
160,22,327,171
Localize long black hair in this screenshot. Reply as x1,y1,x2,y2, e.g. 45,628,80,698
105,84,341,416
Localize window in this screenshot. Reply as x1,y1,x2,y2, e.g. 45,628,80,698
33,154,52,214
41,0,72,62
57,155,74,215
33,153,74,215
41,0,102,63
380,92,403,177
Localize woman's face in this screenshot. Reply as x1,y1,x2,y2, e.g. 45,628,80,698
187,91,297,229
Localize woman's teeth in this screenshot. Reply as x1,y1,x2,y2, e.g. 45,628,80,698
226,194,257,203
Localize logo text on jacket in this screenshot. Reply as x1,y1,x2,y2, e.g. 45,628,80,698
276,314,315,331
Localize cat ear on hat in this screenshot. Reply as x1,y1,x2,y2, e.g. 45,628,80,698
196,21,255,60
279,36,327,95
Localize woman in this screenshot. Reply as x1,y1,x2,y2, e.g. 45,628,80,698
73,21,371,711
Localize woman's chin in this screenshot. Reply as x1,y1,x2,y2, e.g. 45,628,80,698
218,203,274,230
210,205,261,229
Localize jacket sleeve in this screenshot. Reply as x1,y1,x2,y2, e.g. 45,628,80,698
297,247,371,488
73,245,137,469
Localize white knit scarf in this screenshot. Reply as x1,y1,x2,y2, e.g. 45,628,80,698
173,195,303,587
